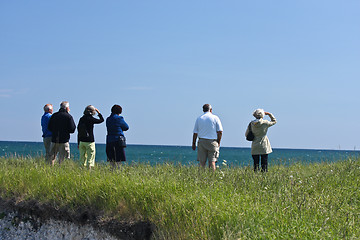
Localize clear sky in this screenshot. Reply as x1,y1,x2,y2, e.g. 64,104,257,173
1,1,359,150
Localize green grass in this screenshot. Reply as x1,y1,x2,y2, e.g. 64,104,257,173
0,156,359,239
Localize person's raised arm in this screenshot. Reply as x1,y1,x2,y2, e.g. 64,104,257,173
93,108,104,124
119,116,129,131
265,112,277,126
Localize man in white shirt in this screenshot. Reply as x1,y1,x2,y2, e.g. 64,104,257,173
192,104,223,171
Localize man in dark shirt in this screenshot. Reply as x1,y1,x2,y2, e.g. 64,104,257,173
48,101,76,165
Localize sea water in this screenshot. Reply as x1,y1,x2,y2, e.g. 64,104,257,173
0,141,358,167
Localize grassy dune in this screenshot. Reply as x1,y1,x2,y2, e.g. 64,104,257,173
0,156,359,239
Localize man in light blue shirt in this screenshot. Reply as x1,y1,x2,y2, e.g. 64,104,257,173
192,104,223,171
41,104,53,163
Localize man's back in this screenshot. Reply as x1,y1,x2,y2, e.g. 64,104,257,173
48,109,76,143
192,104,223,171
193,112,223,140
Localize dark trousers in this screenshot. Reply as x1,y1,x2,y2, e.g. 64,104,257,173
252,154,268,172
106,141,126,162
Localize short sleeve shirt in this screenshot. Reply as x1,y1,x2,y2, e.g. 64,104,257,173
193,112,223,139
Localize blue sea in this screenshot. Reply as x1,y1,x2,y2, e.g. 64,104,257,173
0,141,358,167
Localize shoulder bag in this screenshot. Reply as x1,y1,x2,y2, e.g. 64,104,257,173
246,122,255,141
119,135,127,147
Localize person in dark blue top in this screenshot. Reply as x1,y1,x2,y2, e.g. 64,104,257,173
41,104,53,163
106,104,129,169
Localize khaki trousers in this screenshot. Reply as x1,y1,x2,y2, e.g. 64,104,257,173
43,137,52,163
79,141,96,167
50,142,70,164
197,138,219,165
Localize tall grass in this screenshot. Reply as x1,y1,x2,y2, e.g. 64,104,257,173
0,156,359,239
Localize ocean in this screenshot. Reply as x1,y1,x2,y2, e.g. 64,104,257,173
1,141,359,167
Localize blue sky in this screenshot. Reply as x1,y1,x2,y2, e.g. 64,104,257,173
1,1,359,150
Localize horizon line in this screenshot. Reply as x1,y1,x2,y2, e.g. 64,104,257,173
0,140,358,152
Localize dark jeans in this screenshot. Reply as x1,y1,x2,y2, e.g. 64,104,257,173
106,141,126,162
252,154,268,172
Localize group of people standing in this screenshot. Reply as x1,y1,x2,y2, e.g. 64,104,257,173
41,101,129,170
192,104,276,172
41,102,276,172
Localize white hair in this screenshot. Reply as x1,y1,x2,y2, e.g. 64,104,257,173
43,104,53,112
253,109,265,119
60,101,69,109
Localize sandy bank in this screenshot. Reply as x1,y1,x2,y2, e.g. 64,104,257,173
0,198,153,240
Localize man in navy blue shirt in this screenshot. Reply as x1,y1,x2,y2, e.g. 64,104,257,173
41,104,53,163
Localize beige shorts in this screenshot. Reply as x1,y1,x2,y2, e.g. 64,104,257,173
197,138,219,165
50,142,70,163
